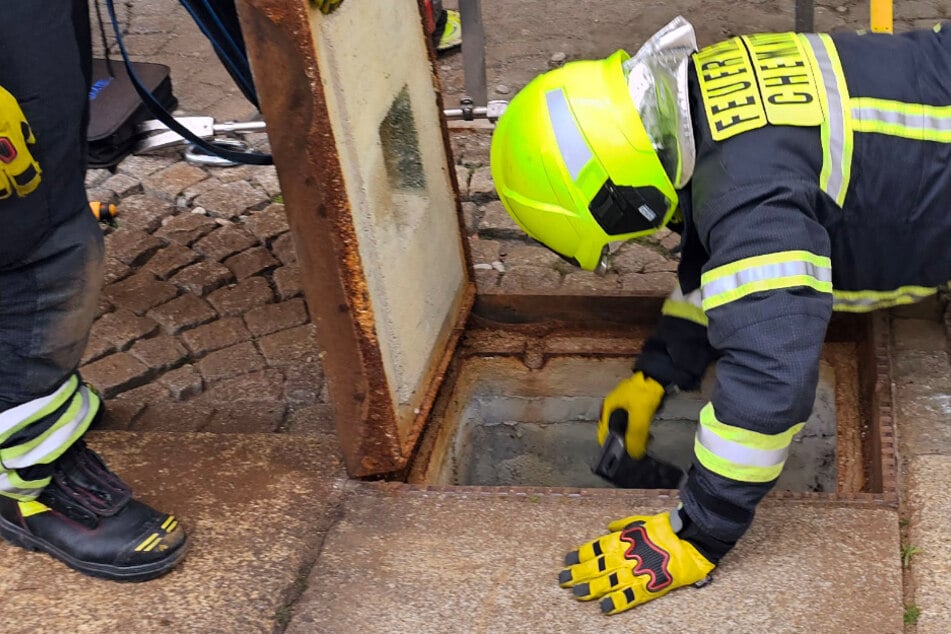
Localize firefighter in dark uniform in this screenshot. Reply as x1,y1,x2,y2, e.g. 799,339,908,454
490,17,951,614
0,1,187,580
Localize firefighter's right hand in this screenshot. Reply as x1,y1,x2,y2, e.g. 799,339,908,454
0,86,41,199
559,512,715,615
597,372,665,458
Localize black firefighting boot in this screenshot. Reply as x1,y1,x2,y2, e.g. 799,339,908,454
0,440,188,581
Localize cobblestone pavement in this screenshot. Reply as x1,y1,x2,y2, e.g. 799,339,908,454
81,137,681,436
81,1,943,437
82,0,688,434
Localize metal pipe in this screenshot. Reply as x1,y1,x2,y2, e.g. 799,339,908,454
443,106,488,120
443,100,506,122
458,0,487,106
795,0,814,32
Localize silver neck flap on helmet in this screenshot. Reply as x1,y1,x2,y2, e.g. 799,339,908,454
622,16,698,190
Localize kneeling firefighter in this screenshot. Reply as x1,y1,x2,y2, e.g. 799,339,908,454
490,17,951,614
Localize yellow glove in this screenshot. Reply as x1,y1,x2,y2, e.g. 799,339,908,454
0,86,41,199
597,371,665,458
313,0,345,14
559,512,715,615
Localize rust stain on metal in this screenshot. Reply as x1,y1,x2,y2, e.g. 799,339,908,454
400,283,476,459
825,343,863,496
868,314,899,504
472,293,667,329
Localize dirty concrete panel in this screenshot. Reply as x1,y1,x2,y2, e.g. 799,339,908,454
287,489,901,634
893,317,951,632
906,455,951,634
313,2,467,418
0,432,347,634
433,356,837,492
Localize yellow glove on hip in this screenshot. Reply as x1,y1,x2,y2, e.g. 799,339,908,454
559,512,715,615
0,86,41,199
597,371,665,458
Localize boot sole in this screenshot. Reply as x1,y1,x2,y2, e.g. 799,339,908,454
0,513,189,582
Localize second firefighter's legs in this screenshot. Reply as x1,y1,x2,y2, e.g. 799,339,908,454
0,212,188,582
0,0,187,581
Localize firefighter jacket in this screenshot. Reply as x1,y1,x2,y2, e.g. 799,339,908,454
634,25,951,557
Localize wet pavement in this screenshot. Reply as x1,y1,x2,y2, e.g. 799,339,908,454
0,1,946,632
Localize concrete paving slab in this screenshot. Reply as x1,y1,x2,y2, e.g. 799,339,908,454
892,315,951,631
892,319,951,457
0,432,346,634
906,455,951,633
287,488,901,634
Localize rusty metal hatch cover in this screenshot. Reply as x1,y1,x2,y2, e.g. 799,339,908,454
238,0,474,476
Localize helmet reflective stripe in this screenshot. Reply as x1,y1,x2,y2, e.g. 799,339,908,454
545,88,593,181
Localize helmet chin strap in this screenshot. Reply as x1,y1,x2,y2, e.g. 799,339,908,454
594,245,611,277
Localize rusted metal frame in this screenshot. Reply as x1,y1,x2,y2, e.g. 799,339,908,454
404,345,476,484
236,0,398,475
474,294,872,342
401,284,476,462
232,1,387,475
473,292,667,326
865,313,899,503
405,319,651,484
407,307,895,503
387,0,477,461
827,342,864,497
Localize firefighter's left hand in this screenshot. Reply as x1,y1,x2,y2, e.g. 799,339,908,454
597,372,665,458
313,0,345,14
558,512,715,615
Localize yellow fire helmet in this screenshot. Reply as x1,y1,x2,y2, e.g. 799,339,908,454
490,50,678,272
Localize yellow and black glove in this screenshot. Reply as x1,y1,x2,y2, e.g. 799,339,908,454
313,0,345,14
559,511,715,615
597,371,666,458
0,86,41,199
